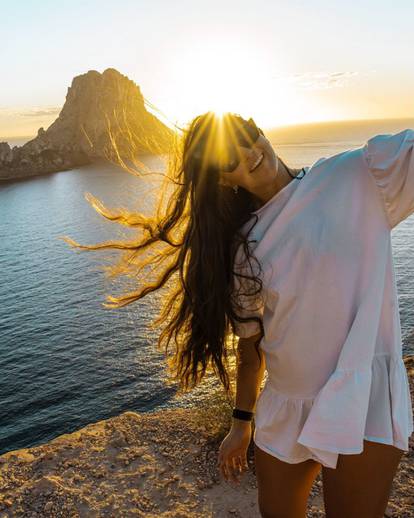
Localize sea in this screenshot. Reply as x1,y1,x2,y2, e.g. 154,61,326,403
1,117,414,455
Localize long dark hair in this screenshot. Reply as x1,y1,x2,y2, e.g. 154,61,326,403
62,111,265,398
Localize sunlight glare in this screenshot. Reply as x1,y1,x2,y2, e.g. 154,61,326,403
161,36,334,128
166,39,273,123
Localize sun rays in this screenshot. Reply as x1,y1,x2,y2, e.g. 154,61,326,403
183,112,257,184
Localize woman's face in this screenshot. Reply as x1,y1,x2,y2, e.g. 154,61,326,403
217,133,279,194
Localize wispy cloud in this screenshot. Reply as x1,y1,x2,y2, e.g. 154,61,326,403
18,107,61,118
0,106,61,118
271,71,368,90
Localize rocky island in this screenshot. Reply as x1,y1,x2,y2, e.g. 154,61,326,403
0,68,174,181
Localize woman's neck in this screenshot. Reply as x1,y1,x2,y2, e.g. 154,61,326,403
253,161,301,208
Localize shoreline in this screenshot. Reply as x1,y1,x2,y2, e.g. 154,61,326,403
0,164,81,183
0,356,413,517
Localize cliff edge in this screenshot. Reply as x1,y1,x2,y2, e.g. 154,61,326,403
0,357,413,517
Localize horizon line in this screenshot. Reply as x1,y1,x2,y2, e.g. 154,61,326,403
2,115,414,142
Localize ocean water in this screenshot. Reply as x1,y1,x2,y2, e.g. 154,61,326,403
1,118,414,455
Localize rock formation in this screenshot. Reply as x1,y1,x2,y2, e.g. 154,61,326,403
0,68,174,181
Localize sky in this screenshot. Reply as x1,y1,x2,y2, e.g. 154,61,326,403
1,0,414,137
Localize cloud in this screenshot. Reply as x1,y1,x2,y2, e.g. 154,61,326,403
18,107,61,118
271,71,361,90
0,106,61,118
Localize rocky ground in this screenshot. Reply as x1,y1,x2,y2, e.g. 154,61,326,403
0,356,413,517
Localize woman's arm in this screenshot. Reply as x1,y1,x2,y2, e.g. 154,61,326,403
217,332,266,482
363,128,414,229
232,332,266,430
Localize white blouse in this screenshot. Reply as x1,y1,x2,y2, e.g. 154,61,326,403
233,129,414,469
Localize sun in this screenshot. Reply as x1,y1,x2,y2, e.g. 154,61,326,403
159,35,329,129
164,38,273,123
212,107,225,118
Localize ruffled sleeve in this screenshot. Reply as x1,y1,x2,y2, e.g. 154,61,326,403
231,245,264,339
363,129,414,229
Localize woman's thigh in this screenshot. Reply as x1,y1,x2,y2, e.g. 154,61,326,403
254,442,322,518
322,439,405,518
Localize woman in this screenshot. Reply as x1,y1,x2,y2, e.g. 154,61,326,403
64,112,414,517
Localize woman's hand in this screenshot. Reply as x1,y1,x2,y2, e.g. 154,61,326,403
217,421,252,485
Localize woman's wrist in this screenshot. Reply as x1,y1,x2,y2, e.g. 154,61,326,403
231,416,253,429
232,407,254,421
231,408,253,429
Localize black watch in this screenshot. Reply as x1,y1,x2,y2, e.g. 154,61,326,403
232,408,254,421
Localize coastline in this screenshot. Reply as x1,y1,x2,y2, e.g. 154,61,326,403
0,356,413,517
0,164,81,183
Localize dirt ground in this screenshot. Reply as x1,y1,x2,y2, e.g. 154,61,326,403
0,356,413,517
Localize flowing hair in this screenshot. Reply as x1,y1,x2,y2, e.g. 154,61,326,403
61,111,265,398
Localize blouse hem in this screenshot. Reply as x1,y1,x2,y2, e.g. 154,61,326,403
254,353,413,469
253,436,319,465
254,432,410,470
